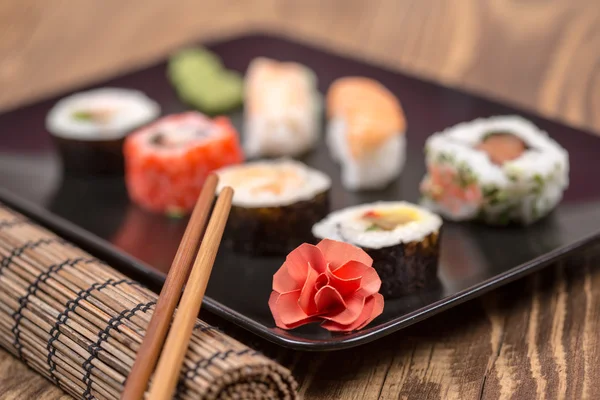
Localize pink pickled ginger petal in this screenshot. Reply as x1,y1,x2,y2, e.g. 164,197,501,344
272,290,312,326
333,260,380,296
325,267,361,297
314,285,346,314
314,272,329,290
268,291,286,328
269,291,320,330
286,244,326,280
317,239,372,271
321,292,365,325
273,261,303,293
297,267,319,315
355,293,384,330
315,286,346,313
321,293,384,332
269,239,385,332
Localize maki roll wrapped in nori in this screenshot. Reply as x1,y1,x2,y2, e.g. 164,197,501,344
45,88,160,175
216,159,331,256
312,202,443,298
420,115,569,225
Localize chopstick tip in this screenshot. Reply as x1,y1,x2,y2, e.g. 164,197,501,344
221,186,234,196
206,173,219,186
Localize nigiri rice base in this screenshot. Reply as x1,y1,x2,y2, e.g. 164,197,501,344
244,108,320,158
244,59,321,158
326,117,406,191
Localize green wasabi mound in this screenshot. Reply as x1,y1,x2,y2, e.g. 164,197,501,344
168,48,243,115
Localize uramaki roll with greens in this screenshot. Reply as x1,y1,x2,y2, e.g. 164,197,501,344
312,201,442,298
216,159,331,256
420,115,569,225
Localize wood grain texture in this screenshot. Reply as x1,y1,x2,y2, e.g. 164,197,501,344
1,0,600,399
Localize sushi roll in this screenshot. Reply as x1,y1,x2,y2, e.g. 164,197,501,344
46,88,160,175
312,201,442,298
326,77,406,191
244,57,320,158
216,159,330,256
420,115,569,225
124,112,244,215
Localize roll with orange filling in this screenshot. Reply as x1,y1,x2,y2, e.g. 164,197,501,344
216,159,331,255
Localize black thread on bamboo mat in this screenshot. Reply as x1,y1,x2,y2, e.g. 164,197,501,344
81,300,156,400
11,257,96,360
45,278,136,384
0,238,68,275
0,219,26,230
193,322,220,333
175,349,259,398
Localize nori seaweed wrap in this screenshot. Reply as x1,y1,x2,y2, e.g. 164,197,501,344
45,88,160,176
216,159,331,256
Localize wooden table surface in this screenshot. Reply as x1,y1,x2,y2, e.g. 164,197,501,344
1,0,600,399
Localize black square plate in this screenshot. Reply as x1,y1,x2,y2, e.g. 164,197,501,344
1,32,599,351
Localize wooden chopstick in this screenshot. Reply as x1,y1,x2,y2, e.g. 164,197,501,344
147,186,234,400
121,174,220,400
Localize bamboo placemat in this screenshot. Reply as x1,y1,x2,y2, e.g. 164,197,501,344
0,203,297,399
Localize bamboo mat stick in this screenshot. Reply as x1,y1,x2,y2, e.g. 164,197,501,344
122,174,218,400
0,203,298,399
148,187,233,400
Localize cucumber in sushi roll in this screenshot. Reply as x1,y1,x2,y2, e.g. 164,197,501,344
312,202,443,298
216,159,331,256
420,115,569,225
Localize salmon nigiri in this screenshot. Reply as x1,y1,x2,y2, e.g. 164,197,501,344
326,77,406,190
244,57,320,158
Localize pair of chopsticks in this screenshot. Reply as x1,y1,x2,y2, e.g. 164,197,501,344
121,174,233,400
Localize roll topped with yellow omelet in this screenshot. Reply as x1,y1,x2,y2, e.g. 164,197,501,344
312,201,442,298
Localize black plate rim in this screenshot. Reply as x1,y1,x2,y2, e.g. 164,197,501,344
2,31,599,351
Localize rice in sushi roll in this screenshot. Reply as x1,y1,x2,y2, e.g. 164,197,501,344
244,58,320,158
216,159,330,255
312,202,442,298
124,111,244,215
420,115,569,225
46,88,160,175
326,77,406,191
